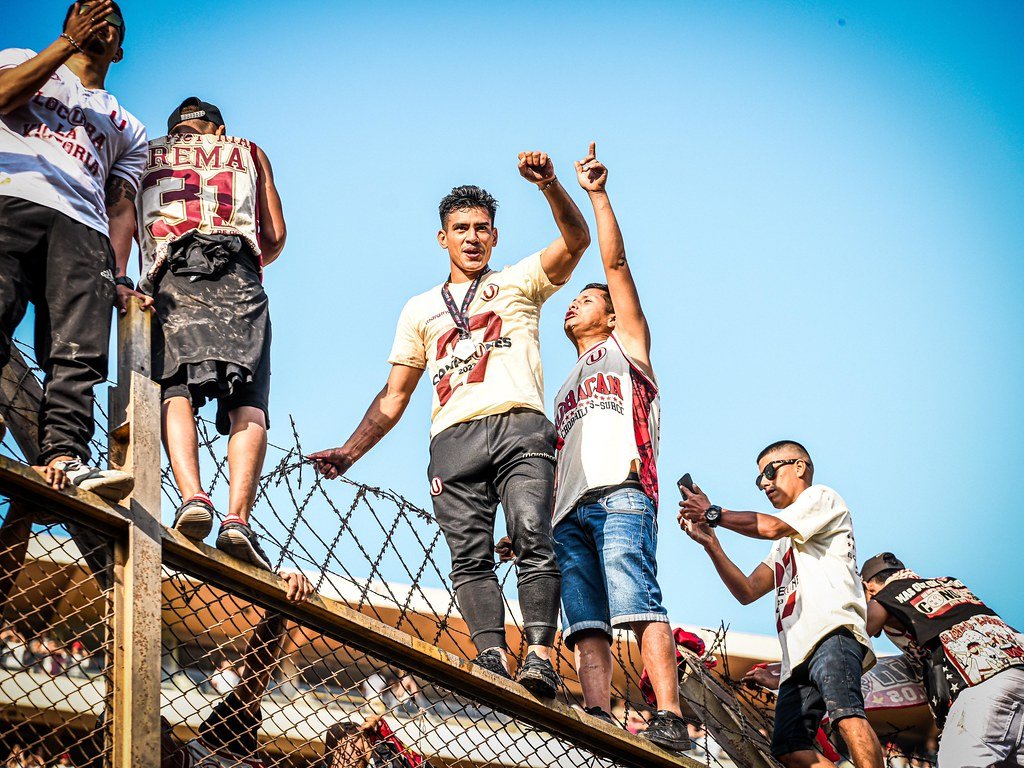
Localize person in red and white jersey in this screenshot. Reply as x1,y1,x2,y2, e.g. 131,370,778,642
137,98,286,571
159,571,312,768
310,152,591,697
548,143,689,752
0,1,148,498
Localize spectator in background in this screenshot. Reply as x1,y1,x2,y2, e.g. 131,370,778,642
0,625,29,669
66,641,92,678
42,637,68,676
160,571,312,768
324,714,431,768
862,552,1024,767
56,754,76,768
209,659,241,695
678,440,883,768
389,673,424,716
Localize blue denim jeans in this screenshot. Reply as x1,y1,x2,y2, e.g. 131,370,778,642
552,486,667,648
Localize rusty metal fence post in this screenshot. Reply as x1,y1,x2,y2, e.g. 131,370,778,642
107,297,163,768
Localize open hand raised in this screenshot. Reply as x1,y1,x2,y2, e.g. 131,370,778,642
574,142,608,192
63,1,116,52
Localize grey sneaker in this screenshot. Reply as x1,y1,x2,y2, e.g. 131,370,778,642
472,649,512,681
641,710,692,753
172,493,215,541
516,651,560,698
215,519,272,571
52,459,134,501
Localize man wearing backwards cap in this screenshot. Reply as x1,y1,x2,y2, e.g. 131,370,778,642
0,2,147,496
136,97,286,570
861,552,1024,767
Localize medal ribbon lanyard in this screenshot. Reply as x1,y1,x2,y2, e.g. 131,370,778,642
441,269,490,359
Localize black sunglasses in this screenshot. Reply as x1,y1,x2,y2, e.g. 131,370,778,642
755,458,803,489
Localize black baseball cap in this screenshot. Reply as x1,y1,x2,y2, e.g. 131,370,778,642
166,97,225,134
860,552,906,583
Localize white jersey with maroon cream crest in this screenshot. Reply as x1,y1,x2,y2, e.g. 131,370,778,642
137,133,262,290
552,333,659,526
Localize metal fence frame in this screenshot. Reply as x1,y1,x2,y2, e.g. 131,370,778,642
0,300,722,768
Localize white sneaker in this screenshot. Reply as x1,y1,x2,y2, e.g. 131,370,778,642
52,459,134,501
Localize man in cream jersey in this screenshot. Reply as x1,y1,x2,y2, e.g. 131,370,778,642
678,441,884,768
549,143,689,752
311,152,590,697
0,1,147,498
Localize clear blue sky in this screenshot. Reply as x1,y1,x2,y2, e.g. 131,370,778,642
7,1,1024,644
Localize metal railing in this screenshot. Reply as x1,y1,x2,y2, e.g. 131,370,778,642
0,300,779,768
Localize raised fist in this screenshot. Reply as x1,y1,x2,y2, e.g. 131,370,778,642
518,151,556,186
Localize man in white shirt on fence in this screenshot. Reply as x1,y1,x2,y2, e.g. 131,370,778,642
678,440,884,768
0,1,148,498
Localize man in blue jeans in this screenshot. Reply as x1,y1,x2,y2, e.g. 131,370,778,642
678,441,884,768
548,144,689,752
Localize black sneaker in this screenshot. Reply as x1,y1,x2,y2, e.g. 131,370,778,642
172,493,215,541
472,648,512,681
516,651,560,698
583,706,617,726
641,710,691,753
215,519,273,571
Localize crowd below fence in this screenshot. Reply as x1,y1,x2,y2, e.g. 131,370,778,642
0,626,101,679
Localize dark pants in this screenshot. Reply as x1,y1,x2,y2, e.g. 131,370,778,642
428,408,561,651
772,627,870,757
0,197,114,464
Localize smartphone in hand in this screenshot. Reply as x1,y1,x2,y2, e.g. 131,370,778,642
677,473,695,500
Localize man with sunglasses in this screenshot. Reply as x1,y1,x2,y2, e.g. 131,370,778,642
678,440,884,768
0,2,147,497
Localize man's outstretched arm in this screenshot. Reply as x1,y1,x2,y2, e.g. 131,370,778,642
308,363,424,479
680,520,774,605
678,484,798,541
232,572,313,716
517,151,591,285
574,142,651,367
0,1,115,114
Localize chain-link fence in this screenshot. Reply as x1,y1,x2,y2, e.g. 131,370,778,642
159,557,659,768
0,496,115,768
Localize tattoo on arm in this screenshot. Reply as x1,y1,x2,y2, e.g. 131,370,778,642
104,176,136,208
